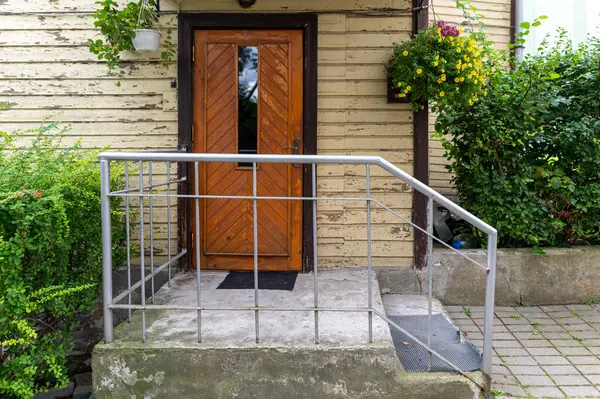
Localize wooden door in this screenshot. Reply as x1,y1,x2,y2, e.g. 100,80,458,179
192,30,303,271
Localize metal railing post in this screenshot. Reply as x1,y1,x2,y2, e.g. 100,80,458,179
148,161,155,304
366,165,373,343
312,163,319,344
124,161,132,323
167,160,172,287
482,232,498,391
253,162,260,344
100,159,114,343
427,197,434,371
138,163,146,343
194,162,202,343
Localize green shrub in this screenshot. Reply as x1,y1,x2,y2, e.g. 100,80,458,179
435,31,600,247
0,123,127,398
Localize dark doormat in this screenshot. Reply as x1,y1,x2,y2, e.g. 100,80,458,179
388,314,482,372
217,271,298,291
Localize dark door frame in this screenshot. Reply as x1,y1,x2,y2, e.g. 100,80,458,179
177,13,318,272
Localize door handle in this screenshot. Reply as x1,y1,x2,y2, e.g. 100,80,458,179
283,137,300,167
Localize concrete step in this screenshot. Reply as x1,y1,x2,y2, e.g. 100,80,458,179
93,270,484,398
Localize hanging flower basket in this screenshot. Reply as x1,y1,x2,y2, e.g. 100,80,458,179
386,21,488,112
133,29,161,52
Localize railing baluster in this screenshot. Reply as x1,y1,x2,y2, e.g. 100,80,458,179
125,161,131,322
167,160,172,287
194,162,202,343
482,233,498,389
100,159,113,343
139,162,146,343
366,164,373,344
253,162,260,344
427,197,434,371
312,163,319,344
149,161,155,304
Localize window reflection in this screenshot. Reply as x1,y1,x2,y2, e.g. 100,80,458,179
238,46,258,166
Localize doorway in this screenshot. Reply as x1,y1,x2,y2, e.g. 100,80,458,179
192,30,303,271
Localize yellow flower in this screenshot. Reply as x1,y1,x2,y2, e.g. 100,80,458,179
483,90,488,96
449,36,454,42
406,86,412,91
454,77,460,83
397,82,402,87
416,68,423,75
441,75,446,81
440,91,445,97
398,93,407,98
404,88,409,93
403,50,409,56
460,77,465,82
437,28,442,34
435,55,439,60
456,64,461,70
468,99,474,106
455,87,460,91
474,79,478,84
441,69,445,73
438,38,442,43
433,61,439,67
459,28,463,34
437,79,442,84
456,48,462,53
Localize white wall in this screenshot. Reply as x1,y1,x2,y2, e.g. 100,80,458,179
523,0,600,55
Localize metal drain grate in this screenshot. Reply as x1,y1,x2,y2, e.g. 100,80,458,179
388,314,482,372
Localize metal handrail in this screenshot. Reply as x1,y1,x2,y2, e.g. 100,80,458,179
99,152,498,392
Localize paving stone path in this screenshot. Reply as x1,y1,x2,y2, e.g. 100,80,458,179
447,304,600,398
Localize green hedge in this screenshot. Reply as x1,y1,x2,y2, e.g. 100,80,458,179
0,123,127,398
436,31,600,248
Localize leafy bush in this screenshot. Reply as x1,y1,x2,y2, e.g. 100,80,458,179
0,123,127,398
435,30,600,247
387,20,488,113
89,0,175,72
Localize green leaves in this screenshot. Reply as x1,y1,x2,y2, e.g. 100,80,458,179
436,31,600,248
88,0,176,72
520,22,531,29
0,123,129,398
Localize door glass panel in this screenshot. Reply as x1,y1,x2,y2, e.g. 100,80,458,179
238,45,258,166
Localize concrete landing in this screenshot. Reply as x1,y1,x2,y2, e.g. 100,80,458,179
110,268,391,346
93,269,484,398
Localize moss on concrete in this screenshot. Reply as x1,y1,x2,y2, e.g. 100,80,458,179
93,343,483,398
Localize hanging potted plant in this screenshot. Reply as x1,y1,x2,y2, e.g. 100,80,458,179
386,21,488,113
89,0,175,72
132,0,161,52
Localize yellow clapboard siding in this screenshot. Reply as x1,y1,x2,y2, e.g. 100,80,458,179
343,224,413,241
0,63,175,80
0,47,166,63
0,30,101,46
3,95,163,110
318,256,413,267
0,80,174,95
345,16,412,32
0,109,177,122
15,135,178,149
0,122,177,135
345,33,410,48
347,49,393,64
3,2,417,268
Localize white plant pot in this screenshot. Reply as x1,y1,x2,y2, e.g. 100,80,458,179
132,29,161,52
